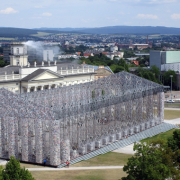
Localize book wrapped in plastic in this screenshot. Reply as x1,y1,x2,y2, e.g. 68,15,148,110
61,139,70,163
50,120,60,166
0,71,165,166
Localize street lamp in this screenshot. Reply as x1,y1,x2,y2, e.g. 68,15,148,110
170,75,173,103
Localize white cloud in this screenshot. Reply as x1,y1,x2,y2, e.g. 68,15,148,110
108,0,176,4
0,7,18,14
148,0,176,3
136,14,158,19
42,12,52,16
171,13,180,19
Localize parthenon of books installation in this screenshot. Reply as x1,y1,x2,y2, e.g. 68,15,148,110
0,71,164,166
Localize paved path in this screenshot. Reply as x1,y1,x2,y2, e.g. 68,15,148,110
113,144,135,154
27,166,124,171
164,108,180,110
164,118,180,125
0,160,7,165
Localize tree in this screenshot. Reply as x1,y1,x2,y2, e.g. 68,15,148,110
148,71,157,83
163,70,176,87
168,129,180,151
0,165,3,180
114,66,124,73
2,156,35,180
122,140,180,180
151,65,160,79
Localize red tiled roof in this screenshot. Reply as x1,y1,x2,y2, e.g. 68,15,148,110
84,53,92,56
131,61,139,66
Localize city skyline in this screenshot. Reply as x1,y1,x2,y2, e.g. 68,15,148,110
0,0,180,29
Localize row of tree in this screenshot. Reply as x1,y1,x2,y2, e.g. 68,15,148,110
64,45,88,54
79,54,177,86
122,129,180,180
79,54,129,73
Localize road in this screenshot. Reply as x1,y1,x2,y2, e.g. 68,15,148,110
27,166,124,171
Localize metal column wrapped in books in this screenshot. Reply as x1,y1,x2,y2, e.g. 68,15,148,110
0,71,164,166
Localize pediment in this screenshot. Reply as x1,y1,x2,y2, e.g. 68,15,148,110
34,72,60,80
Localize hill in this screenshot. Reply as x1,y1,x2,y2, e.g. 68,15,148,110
35,26,180,35
0,26,180,38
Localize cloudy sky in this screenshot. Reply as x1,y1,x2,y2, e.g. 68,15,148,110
0,0,180,29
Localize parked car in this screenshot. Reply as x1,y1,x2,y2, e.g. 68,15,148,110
166,100,175,103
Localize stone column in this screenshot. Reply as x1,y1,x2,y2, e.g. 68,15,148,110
27,87,30,93
41,86,44,91
34,87,37,92
48,85,51,90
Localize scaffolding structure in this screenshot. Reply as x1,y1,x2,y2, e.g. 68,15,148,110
0,71,164,166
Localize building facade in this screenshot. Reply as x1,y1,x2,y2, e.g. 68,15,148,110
0,42,114,94
150,50,180,72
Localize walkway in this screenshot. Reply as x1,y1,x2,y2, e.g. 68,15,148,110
164,119,180,125
27,166,124,171
164,108,180,110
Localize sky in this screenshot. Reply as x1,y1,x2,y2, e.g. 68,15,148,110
0,0,180,29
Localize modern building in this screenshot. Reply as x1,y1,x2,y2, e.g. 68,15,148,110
3,47,10,63
150,50,180,72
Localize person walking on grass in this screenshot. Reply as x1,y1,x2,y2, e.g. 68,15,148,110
43,159,46,167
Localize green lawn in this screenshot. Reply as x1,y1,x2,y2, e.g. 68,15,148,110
72,152,132,167
141,129,175,144
164,110,180,120
164,104,180,108
20,163,49,169
31,32,52,37
31,169,126,180
0,37,15,40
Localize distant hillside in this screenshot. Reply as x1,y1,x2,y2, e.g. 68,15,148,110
35,26,180,35
33,27,87,32
0,26,180,38
0,27,66,38
0,27,37,36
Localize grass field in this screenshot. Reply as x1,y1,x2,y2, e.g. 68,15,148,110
31,169,126,180
20,163,49,169
141,129,175,144
0,37,15,40
72,152,132,167
164,110,180,120
165,103,180,108
31,32,52,37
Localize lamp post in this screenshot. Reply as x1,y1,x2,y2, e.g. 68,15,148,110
170,75,173,103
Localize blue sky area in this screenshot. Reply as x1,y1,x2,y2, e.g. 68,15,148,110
0,0,180,28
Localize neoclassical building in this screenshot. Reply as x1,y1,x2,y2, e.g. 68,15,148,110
0,42,113,93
